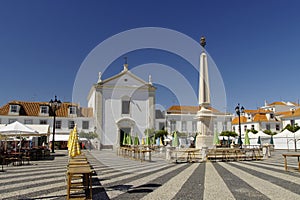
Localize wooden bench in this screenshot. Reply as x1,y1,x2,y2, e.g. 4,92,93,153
173,149,201,163
206,148,247,162
282,153,300,172
206,149,227,161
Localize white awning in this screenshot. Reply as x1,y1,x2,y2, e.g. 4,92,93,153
49,134,70,141
27,125,50,135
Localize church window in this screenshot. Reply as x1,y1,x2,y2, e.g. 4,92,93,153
122,100,130,114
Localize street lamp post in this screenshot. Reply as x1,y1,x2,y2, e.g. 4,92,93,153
49,96,61,153
291,109,297,152
235,103,245,149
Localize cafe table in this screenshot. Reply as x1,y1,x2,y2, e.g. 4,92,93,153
66,165,93,200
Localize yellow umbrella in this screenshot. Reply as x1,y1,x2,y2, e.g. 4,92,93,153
141,138,145,145
69,125,81,157
160,137,163,146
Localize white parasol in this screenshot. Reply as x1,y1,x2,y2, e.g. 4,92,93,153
0,121,39,151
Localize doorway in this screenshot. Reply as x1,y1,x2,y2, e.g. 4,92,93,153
120,128,131,146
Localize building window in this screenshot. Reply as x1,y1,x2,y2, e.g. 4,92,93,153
10,105,18,113
182,121,187,131
276,124,280,131
222,123,227,131
192,121,197,132
233,126,236,132
69,106,77,115
159,122,165,130
291,119,295,126
244,125,247,131
40,119,48,124
266,124,271,130
251,125,255,130
9,119,17,124
122,100,130,114
82,121,89,129
56,120,62,129
24,119,33,124
40,120,47,124
40,106,49,114
270,113,274,119
68,121,75,129
170,120,176,133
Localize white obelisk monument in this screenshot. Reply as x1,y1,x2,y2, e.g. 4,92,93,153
195,36,215,149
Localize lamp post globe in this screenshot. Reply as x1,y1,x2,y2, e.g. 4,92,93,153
49,96,62,153
235,104,244,149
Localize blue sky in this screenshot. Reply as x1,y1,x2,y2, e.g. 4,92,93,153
1,0,300,113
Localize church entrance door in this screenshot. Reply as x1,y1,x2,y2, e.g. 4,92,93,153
120,128,131,146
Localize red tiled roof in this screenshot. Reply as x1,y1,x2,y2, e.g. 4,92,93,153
268,101,287,106
253,113,268,122
166,105,219,114
232,116,247,125
0,100,93,117
280,108,300,118
244,109,270,114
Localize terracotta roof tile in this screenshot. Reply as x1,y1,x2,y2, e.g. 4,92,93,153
253,113,268,122
281,108,300,118
232,116,247,124
268,101,287,106
244,109,270,114
166,105,219,114
0,101,93,117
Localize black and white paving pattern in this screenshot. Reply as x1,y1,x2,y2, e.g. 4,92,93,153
1,149,300,200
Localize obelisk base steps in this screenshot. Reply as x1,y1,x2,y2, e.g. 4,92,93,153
195,135,214,149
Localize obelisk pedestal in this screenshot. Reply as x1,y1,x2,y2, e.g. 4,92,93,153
195,107,214,150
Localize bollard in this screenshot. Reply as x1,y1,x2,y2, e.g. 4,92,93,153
201,147,208,161
166,146,172,161
262,145,268,159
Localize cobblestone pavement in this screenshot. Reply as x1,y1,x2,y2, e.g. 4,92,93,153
1,149,300,200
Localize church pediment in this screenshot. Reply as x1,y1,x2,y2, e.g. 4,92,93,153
99,71,150,89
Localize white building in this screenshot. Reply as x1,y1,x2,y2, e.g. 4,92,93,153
0,100,94,148
231,101,300,149
232,109,281,137
166,105,232,137
87,62,156,150
261,101,299,113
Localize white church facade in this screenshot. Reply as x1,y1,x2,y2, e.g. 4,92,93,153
87,62,156,149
